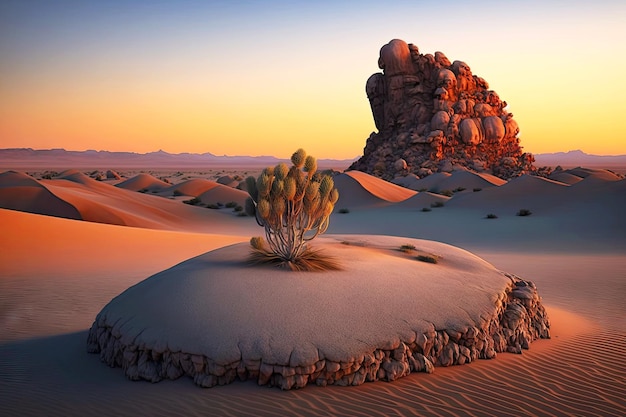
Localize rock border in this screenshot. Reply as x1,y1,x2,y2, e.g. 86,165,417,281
87,273,549,390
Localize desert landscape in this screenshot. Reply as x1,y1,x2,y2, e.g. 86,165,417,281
1,156,625,415
2,2,626,414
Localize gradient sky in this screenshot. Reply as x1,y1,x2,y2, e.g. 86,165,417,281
1,0,625,159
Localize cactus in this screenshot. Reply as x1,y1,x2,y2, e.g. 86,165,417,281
245,148,340,270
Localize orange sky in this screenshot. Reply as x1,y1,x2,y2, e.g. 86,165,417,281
1,1,625,159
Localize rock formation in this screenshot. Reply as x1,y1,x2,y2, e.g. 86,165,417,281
350,39,536,180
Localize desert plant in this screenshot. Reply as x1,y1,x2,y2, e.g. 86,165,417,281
399,244,416,253
473,187,482,192
338,208,350,214
453,187,466,193
439,190,454,197
225,201,238,208
416,254,439,264
517,209,532,217
245,148,340,270
421,207,432,212
431,201,445,208
485,213,498,219
183,197,202,206
173,189,184,197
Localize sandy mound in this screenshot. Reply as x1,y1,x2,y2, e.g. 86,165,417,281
0,170,257,232
395,172,452,191
548,171,584,185
436,170,506,192
396,192,451,209
163,178,219,197
88,235,549,390
344,171,416,202
116,173,171,192
0,171,81,220
197,184,249,206
333,172,415,209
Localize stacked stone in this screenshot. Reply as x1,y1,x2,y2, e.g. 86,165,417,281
87,275,550,390
350,39,540,180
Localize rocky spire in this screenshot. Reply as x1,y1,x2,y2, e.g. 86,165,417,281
350,39,536,180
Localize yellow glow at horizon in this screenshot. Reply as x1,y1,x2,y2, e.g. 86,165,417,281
1,17,625,158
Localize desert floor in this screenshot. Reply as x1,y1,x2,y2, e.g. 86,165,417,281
1,166,625,417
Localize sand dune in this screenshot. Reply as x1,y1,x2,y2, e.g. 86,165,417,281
344,170,416,202
395,191,450,209
1,165,625,416
197,183,249,206
393,171,451,191
162,178,220,196
0,171,257,233
333,173,395,209
115,173,170,192
0,171,82,220
548,170,584,185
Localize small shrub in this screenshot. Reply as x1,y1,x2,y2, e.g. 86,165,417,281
183,197,202,206
517,209,532,217
173,189,184,197
473,188,482,192
399,244,416,253
233,205,243,212
245,148,340,271
206,204,221,209
139,188,149,193
338,208,350,214
418,188,428,192
439,190,453,197
485,213,498,219
236,211,248,217
421,207,432,212
225,201,238,208
431,201,445,208
453,187,466,193
416,254,439,264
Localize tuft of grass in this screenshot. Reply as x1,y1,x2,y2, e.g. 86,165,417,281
236,211,248,217
399,244,416,253
421,207,432,212
416,254,439,264
338,208,350,214
247,247,341,271
183,197,202,206
439,190,453,197
473,187,482,192
485,213,498,219
173,189,184,197
225,201,238,208
453,187,466,193
431,201,445,208
233,205,244,212
516,209,532,217
206,203,221,209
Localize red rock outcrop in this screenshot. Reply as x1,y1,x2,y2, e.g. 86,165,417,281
350,39,537,180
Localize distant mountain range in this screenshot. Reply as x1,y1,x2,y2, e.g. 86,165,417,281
1,148,624,170
0,148,357,169
533,150,626,168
